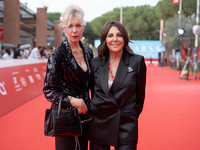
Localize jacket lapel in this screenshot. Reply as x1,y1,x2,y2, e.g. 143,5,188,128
99,57,120,107
62,40,89,88
110,51,129,94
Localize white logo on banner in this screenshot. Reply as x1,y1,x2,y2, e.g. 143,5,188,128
12,71,19,75
28,75,34,83
13,77,22,92
25,69,30,72
36,74,41,80
0,82,7,95
133,45,160,53
33,68,38,72
20,77,27,87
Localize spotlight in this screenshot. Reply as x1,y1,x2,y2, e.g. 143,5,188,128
178,28,185,37
43,2,48,8
82,37,85,40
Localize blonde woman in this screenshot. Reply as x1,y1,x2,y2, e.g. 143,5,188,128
43,5,93,150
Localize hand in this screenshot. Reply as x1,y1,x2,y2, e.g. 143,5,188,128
70,97,88,114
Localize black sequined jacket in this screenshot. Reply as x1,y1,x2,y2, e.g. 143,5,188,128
43,38,93,109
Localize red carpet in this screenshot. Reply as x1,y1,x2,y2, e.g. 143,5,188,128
137,67,200,150
0,66,200,150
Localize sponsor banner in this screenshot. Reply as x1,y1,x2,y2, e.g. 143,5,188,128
0,26,3,40
0,62,47,117
95,40,165,60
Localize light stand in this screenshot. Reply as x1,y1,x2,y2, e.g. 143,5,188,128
195,52,200,80
120,0,123,24
179,37,194,80
193,0,200,80
179,48,191,80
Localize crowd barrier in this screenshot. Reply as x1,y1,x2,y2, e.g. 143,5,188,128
0,59,47,117
0,58,158,117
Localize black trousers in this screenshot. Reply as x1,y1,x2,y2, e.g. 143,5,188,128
90,142,137,150
55,121,88,150
55,136,88,150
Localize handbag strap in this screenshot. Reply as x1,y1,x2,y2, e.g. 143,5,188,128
58,99,92,123
74,136,81,150
57,99,78,116
81,113,92,123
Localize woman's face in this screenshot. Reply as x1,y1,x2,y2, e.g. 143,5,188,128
63,17,85,44
106,26,124,53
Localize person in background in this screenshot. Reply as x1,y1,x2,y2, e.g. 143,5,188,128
13,47,21,59
150,56,152,66
2,48,13,59
87,21,147,150
46,46,54,58
28,47,32,57
49,46,54,53
40,46,47,58
43,4,93,150
20,48,29,59
0,46,5,58
28,45,43,59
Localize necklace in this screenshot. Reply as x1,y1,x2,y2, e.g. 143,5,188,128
109,61,115,80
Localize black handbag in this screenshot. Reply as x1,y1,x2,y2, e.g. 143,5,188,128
44,99,91,137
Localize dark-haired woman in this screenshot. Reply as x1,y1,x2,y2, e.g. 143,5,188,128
2,49,13,59
87,21,146,150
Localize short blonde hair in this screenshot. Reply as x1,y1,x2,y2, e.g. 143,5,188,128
60,5,86,27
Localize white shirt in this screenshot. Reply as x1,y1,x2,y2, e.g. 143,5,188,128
108,80,113,90
28,47,41,59
2,53,13,59
20,49,29,59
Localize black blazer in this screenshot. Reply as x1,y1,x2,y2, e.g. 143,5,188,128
43,39,93,109
87,50,146,146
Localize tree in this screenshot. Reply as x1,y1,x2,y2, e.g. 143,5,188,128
83,22,98,46
90,5,160,40
90,8,121,37
123,5,160,40
164,14,196,60
155,0,196,21
47,12,61,23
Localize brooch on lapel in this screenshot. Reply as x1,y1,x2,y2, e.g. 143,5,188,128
128,67,133,72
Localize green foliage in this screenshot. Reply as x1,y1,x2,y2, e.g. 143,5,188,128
124,5,160,40
47,12,61,23
155,0,178,20
83,22,98,45
47,0,198,53
90,8,121,38
164,14,196,57
90,6,160,40
155,0,197,60
155,0,196,20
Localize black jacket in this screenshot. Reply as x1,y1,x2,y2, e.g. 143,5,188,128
87,50,146,146
43,39,93,109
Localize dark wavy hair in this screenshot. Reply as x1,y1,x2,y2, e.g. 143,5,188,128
6,49,11,55
97,21,134,60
